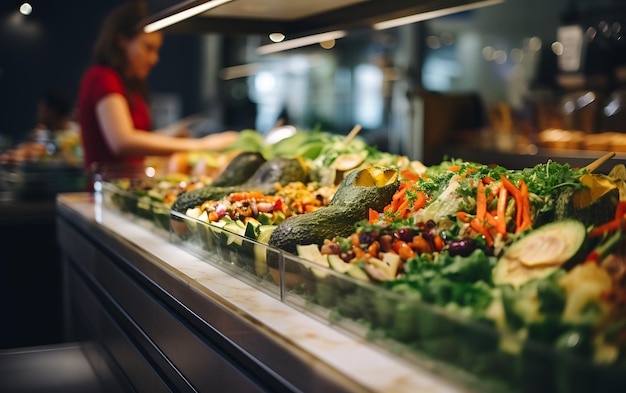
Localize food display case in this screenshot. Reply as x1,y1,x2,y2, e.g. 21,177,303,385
58,192,470,393
88,175,626,393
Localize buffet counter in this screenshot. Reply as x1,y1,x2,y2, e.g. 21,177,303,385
56,193,468,393
445,146,626,173
0,193,64,349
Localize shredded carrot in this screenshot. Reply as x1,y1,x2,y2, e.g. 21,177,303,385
448,165,462,172
482,175,494,184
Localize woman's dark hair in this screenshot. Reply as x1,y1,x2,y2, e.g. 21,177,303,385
92,1,150,101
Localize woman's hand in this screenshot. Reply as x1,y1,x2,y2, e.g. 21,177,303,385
198,131,239,151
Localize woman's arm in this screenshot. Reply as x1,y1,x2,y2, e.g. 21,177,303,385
96,93,237,156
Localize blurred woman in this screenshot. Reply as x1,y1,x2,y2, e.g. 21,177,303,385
77,0,238,173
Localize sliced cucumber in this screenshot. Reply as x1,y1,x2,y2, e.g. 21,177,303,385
493,220,586,288
328,254,352,274
365,252,401,281
346,264,371,281
253,225,276,277
223,222,246,247
297,244,330,279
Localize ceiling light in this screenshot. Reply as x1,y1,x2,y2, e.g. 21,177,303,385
373,0,504,30
257,31,347,55
144,0,232,33
19,3,32,15
269,33,285,43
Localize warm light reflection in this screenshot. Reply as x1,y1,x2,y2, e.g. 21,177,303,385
19,3,32,15
257,30,347,55
255,72,276,93
510,48,524,63
269,32,285,43
440,32,454,46
528,36,542,51
426,35,441,49
319,39,336,49
551,41,564,56
576,92,596,108
144,0,232,33
482,46,495,61
373,0,503,30
494,50,507,64
145,166,156,178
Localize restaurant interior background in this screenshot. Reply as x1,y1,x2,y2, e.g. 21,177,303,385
0,0,625,348
1,0,624,163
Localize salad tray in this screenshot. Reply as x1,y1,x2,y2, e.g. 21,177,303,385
99,177,626,393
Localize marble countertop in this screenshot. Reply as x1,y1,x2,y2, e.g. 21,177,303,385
57,192,470,393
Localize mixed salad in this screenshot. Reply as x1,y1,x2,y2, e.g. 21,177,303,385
298,159,626,385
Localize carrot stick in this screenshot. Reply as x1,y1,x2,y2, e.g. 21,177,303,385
368,208,380,223
457,211,471,223
476,180,487,220
592,201,626,235
500,174,523,231
499,174,522,199
485,212,499,229
519,179,532,232
589,218,626,237
401,170,420,181
615,201,626,221
496,187,508,235
471,217,494,247
396,198,410,218
413,191,427,211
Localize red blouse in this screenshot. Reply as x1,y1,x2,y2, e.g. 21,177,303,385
77,65,150,173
